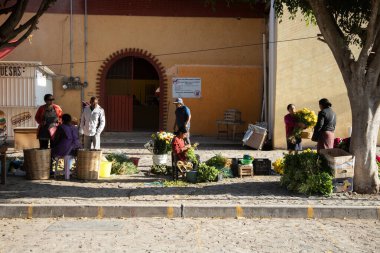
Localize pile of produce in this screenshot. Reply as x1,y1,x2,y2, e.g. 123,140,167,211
280,149,333,196
197,163,219,182
206,154,228,168
150,164,172,175
206,154,233,178
105,153,139,175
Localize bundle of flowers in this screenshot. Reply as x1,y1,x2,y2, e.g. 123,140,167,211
334,137,350,152
295,108,318,129
272,157,284,175
144,131,175,155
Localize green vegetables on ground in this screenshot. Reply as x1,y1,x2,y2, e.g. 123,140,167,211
163,180,189,187
197,162,219,182
280,149,333,196
150,165,172,175
205,154,233,178
105,153,139,175
205,154,227,169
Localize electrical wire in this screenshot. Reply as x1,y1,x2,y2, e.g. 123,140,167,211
37,35,318,68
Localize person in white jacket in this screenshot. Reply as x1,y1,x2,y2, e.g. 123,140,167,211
79,97,106,149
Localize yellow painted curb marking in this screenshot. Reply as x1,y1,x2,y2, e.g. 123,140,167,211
377,208,380,220
167,207,174,218
27,206,33,219
307,206,314,219
236,206,244,218
97,206,104,219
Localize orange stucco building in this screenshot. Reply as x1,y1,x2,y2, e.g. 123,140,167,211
1,0,266,137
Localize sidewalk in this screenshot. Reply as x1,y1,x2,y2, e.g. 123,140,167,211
1,145,380,219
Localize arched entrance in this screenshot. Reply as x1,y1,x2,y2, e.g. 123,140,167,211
97,49,168,132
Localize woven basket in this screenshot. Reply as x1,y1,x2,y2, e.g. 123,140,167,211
301,131,312,139
23,148,51,180
76,149,102,180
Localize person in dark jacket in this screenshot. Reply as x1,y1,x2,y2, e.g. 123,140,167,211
312,98,336,151
51,114,81,158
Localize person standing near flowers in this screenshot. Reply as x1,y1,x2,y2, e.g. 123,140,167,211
284,104,302,151
79,96,106,149
312,98,336,151
35,94,63,149
173,98,191,144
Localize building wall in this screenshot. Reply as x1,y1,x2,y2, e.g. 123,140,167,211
167,65,263,136
3,13,265,127
273,12,371,149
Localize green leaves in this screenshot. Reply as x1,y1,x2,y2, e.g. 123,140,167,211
197,163,219,182
105,153,139,175
280,150,333,196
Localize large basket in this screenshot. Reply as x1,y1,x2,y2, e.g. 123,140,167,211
76,149,102,180
23,148,51,180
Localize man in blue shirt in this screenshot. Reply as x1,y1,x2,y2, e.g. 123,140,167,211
173,98,191,144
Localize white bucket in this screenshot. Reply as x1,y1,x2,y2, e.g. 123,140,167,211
152,154,168,165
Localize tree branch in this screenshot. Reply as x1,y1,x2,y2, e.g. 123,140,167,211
357,0,380,72
3,19,36,48
306,0,354,85
0,0,56,50
0,3,16,15
0,0,28,40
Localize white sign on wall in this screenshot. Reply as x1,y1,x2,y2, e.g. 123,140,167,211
172,77,201,98
0,65,34,78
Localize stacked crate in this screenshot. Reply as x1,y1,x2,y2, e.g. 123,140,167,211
320,148,355,193
252,158,272,175
238,164,253,178
224,109,241,122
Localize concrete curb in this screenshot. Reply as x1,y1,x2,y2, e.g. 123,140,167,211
0,204,379,219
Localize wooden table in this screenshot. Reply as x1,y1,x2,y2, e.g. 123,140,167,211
216,120,245,141
0,146,7,185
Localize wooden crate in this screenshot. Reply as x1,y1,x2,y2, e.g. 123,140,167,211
238,164,253,178
320,148,355,179
224,109,241,122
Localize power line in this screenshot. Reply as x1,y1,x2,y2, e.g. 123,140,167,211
38,35,318,68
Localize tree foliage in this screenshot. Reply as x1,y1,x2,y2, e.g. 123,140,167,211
0,0,56,50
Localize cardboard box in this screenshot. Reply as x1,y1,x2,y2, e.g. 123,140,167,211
244,131,267,150
14,127,39,150
320,148,355,179
333,177,353,193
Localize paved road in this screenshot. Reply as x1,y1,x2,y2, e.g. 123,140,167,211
0,218,379,252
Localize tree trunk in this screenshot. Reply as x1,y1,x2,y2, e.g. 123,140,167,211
349,91,380,194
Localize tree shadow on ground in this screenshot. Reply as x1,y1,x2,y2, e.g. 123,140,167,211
0,176,308,203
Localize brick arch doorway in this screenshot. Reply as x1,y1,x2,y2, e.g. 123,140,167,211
97,49,167,132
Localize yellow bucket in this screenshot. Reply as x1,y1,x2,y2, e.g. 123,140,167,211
99,161,112,178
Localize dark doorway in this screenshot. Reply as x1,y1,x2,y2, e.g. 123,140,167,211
105,56,160,131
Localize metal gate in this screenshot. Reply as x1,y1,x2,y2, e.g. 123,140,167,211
105,95,133,132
